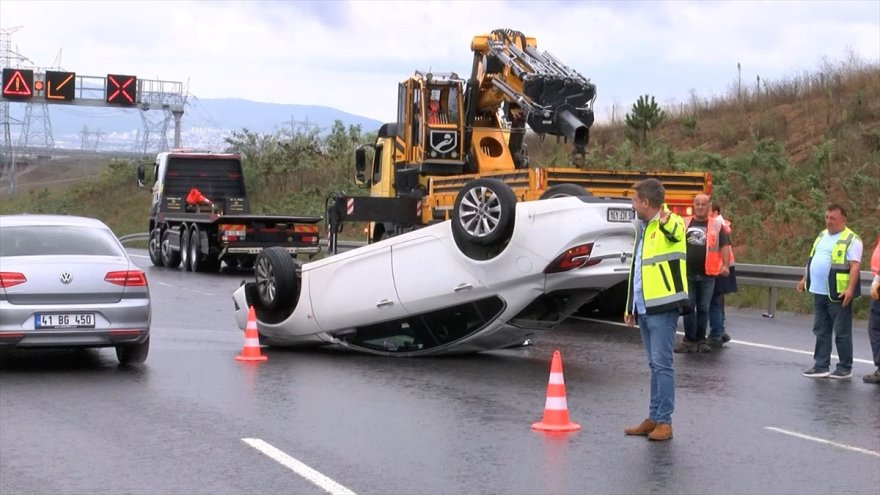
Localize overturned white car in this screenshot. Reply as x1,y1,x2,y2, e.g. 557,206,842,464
232,179,635,356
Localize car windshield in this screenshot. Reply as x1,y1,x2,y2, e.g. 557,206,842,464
0,225,124,257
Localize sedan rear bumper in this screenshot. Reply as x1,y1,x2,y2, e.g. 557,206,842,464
0,299,150,349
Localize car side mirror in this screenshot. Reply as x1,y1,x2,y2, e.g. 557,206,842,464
136,163,146,188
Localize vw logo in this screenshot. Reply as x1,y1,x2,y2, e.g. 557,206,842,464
60,272,72,284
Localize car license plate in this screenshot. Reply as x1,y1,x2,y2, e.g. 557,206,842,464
608,208,635,222
35,313,96,329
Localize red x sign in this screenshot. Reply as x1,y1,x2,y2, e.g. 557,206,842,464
106,74,137,105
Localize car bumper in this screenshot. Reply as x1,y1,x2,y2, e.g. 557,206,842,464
0,299,150,349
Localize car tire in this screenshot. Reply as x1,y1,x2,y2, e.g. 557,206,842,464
161,230,181,268
452,178,516,247
116,336,149,365
255,247,299,312
539,183,592,199
148,228,163,267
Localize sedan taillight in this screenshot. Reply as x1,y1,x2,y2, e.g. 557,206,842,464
0,272,27,288
105,270,148,286
544,243,599,274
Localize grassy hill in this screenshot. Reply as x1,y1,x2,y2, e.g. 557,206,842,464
2,59,878,315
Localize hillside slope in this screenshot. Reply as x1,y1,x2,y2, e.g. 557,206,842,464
529,61,880,268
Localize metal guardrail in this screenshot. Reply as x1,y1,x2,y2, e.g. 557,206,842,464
736,263,874,318
121,232,874,317
118,233,150,244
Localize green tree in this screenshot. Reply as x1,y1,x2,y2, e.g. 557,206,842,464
625,95,666,147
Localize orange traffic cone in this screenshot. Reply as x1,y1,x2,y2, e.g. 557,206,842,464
235,306,268,362
531,350,580,432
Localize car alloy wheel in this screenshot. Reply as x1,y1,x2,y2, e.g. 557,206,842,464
452,178,516,247
254,247,298,311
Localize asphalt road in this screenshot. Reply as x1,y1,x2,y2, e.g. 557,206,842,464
1,250,878,495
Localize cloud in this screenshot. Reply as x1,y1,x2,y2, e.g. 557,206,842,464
2,0,877,125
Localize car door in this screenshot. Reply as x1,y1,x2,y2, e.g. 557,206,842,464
308,246,407,331
391,234,487,315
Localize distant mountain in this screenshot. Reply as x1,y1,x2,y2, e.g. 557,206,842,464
6,98,384,152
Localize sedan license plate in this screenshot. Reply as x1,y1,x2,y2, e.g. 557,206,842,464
35,313,96,329
608,208,635,222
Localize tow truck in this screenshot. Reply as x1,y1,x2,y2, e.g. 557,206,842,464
138,151,322,273
326,28,710,247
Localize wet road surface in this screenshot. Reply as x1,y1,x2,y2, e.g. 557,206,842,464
1,250,878,494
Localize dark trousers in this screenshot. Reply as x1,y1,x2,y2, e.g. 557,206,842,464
684,274,715,342
709,290,725,339
870,297,880,368
811,294,853,372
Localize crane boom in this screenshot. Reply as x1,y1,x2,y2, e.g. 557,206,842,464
469,29,597,157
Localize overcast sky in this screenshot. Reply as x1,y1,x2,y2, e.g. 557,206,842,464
2,0,878,126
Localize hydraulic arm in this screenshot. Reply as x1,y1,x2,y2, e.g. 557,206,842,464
468,29,597,160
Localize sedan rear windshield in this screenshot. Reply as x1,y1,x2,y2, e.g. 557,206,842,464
0,225,125,257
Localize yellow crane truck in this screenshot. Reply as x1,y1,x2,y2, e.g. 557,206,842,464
326,28,711,312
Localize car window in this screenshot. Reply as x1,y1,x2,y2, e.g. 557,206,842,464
0,225,124,257
345,296,505,353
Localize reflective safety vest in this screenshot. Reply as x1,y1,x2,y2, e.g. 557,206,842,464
806,227,861,301
626,213,690,316
684,215,726,275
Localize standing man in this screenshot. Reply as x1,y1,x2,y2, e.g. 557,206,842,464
624,179,690,442
864,198,880,384
709,201,737,348
675,194,731,353
797,203,862,379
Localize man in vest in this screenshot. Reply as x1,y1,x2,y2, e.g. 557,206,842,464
709,201,737,348
864,197,879,384
624,178,690,442
675,194,731,353
797,203,862,379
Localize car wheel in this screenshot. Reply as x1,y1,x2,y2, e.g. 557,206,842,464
539,183,591,199
116,336,150,365
180,228,191,271
148,229,163,266
255,246,299,311
161,231,181,268
452,178,516,247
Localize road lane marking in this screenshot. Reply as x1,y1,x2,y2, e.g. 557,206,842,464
242,438,357,495
129,254,150,259
764,427,880,458
155,281,215,296
727,338,873,365
572,316,873,365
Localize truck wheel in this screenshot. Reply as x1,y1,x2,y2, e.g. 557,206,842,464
539,184,592,199
161,231,181,268
148,229,163,267
180,228,191,271
255,247,299,312
452,178,516,247
189,228,202,272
